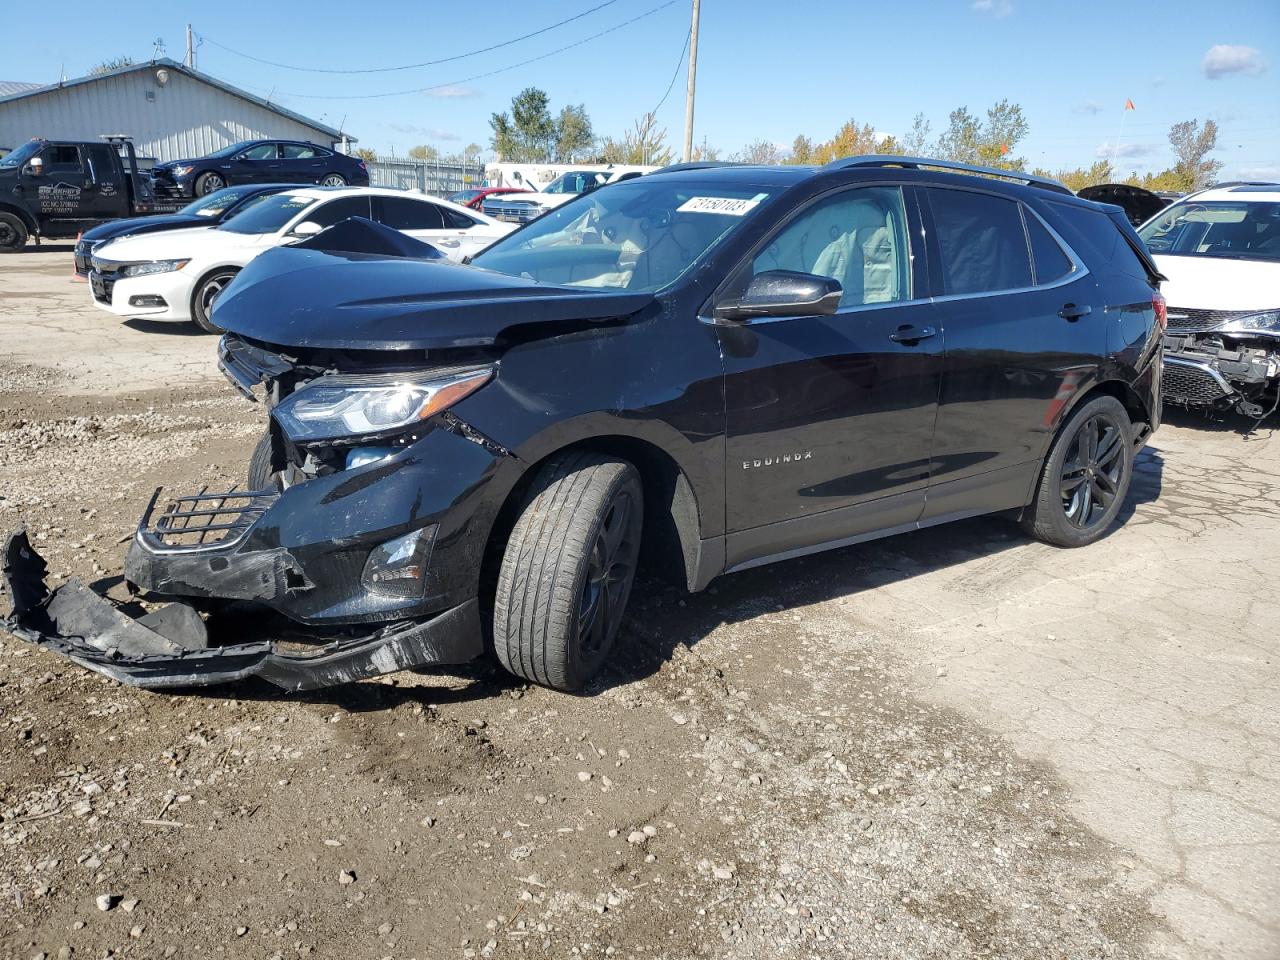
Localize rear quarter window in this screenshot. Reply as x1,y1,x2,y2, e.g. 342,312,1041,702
1045,200,1148,281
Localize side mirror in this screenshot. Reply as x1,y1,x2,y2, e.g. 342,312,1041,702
290,221,323,238
714,270,843,322
24,157,44,177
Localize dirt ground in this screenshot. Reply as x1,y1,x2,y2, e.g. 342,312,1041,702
1,248,1277,960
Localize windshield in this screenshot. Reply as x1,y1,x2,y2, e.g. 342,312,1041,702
0,141,42,169
205,141,256,160
218,193,316,234
1138,200,1280,263
544,172,604,195
471,180,769,292
180,186,261,218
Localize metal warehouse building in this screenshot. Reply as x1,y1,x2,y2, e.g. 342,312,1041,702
0,58,354,163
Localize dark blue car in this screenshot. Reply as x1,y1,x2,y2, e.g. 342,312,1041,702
73,184,304,277
150,140,369,199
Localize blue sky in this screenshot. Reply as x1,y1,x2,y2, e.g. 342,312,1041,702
4,0,1277,177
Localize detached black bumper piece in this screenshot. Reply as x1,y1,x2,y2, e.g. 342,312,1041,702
1,530,482,692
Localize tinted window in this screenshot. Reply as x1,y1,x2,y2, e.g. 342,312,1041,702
85,144,117,180
44,145,84,172
753,186,912,307
443,208,478,229
281,144,320,160
181,186,258,217
306,195,373,229
1050,201,1149,277
929,189,1031,295
376,196,444,230
1025,209,1073,284
240,144,278,161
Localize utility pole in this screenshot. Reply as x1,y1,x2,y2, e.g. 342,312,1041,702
682,0,701,162
185,24,195,70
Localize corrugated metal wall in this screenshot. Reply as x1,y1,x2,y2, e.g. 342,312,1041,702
0,69,340,161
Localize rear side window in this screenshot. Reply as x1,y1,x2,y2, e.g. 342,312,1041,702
443,208,478,228
280,144,319,159
307,195,373,228
928,189,1032,295
376,197,445,230
1024,210,1073,284
1047,201,1148,280
85,144,117,180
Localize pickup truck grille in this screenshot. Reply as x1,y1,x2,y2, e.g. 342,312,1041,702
482,199,542,224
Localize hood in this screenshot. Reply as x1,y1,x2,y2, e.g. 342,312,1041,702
1077,184,1168,226
95,225,257,262
212,244,656,351
1154,254,1280,311
82,213,207,243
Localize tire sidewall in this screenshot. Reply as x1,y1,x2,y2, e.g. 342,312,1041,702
0,213,28,252
1036,396,1134,546
195,172,225,196
191,269,237,333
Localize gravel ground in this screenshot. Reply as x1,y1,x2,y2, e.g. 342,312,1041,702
1,250,1277,960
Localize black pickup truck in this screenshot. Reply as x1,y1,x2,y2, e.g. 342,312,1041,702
0,136,182,251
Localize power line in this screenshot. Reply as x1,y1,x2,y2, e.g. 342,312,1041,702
649,27,691,118
196,0,620,74
230,0,678,101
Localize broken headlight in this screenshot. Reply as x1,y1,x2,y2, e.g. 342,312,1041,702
273,369,492,442
362,526,436,598
1215,310,1280,336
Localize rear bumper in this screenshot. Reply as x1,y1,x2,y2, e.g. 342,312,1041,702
2,530,483,691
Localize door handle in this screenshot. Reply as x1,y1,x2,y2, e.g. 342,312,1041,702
889,324,937,344
1059,303,1091,321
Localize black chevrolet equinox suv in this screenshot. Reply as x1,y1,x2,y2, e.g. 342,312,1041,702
3,156,1166,693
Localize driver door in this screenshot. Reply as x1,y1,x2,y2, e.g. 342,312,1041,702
713,184,943,569
234,143,281,184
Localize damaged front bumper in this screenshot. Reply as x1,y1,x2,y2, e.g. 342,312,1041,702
1162,331,1280,417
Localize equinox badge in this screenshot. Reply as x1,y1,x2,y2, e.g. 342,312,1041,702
743,451,812,470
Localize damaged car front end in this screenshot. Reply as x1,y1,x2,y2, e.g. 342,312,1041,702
3,216,656,691
1161,308,1280,418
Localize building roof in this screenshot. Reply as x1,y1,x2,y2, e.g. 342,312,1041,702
0,80,42,98
0,59,354,143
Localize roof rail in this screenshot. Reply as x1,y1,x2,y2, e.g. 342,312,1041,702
652,161,742,174
822,155,1073,195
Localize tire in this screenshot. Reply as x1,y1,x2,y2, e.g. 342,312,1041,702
194,172,226,196
247,432,276,490
1022,395,1134,547
0,212,28,252
493,453,644,692
319,173,347,187
191,268,238,333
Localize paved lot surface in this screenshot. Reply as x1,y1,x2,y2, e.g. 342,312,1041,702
1,249,1277,959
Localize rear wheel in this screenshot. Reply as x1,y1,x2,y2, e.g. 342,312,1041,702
0,212,28,252
1022,395,1134,547
319,173,347,187
194,171,226,196
191,268,238,333
493,453,643,692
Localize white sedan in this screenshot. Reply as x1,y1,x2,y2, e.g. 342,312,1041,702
87,187,514,331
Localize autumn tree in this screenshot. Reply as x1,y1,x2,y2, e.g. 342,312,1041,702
1030,159,1114,192
732,139,784,164
408,144,439,161
935,100,1028,169
790,135,815,164
599,112,673,166
1167,119,1222,191
351,147,378,163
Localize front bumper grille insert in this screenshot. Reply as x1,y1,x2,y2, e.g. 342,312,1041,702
138,486,278,551
1162,356,1235,405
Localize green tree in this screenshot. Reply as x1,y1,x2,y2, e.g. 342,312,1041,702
408,144,439,161
936,100,1028,170
1168,119,1222,191
900,113,931,156
555,104,594,162
599,112,673,166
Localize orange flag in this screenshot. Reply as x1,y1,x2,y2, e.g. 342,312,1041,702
1124,98,1136,111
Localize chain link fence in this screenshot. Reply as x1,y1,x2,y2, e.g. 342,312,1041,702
365,157,486,197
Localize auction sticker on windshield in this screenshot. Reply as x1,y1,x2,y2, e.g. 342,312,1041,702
677,195,766,216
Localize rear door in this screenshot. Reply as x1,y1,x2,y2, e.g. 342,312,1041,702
280,142,327,183
919,186,1101,520
372,195,471,258
81,143,128,221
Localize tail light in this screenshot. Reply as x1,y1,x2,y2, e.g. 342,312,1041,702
357,159,368,171
1152,291,1167,331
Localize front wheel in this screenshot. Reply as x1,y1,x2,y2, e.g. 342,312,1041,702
0,212,28,252
319,173,347,187
194,171,226,196
493,453,644,692
191,268,238,333
1022,395,1134,547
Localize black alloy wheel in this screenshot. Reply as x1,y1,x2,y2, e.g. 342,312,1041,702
1060,412,1127,529
577,487,641,666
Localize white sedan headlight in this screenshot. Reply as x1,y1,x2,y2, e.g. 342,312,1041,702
1215,310,1280,336
120,259,190,277
273,369,492,443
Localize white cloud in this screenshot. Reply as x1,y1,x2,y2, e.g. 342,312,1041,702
1238,164,1280,179
971,0,1014,15
425,84,479,98
1095,142,1156,159
1074,100,1104,115
388,122,460,141
1202,44,1266,79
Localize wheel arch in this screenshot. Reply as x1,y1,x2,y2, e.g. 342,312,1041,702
1060,377,1152,438
0,202,38,234
479,434,709,618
